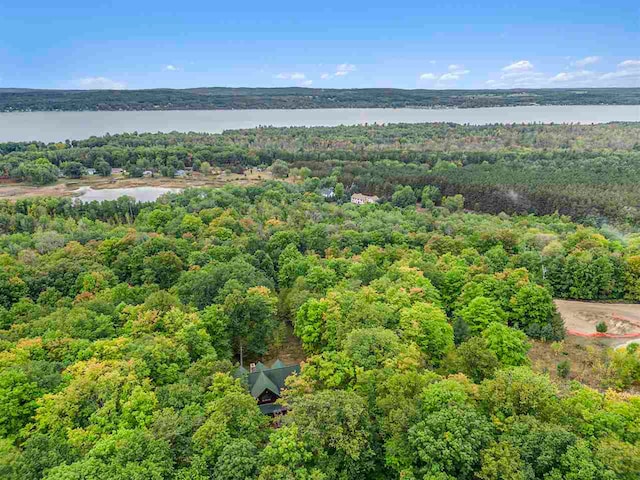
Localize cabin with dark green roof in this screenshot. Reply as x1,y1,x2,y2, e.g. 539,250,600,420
234,359,300,415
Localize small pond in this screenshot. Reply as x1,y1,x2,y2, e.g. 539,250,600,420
73,186,182,203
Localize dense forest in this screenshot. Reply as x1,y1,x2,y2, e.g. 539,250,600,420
0,182,639,479
1,87,639,111
3,122,640,227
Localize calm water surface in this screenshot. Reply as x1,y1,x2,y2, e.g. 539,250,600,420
74,186,181,203
1,105,638,142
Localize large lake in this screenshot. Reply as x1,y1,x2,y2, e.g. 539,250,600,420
0,105,638,143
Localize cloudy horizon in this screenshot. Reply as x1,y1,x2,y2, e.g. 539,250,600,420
2,1,638,91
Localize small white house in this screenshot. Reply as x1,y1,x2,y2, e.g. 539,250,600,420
351,193,380,205
143,170,153,177
86,168,96,176
320,187,335,199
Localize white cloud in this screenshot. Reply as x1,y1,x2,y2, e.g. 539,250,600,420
504,73,547,87
446,64,470,76
320,73,331,80
300,80,313,87
419,64,470,84
275,72,306,80
596,60,640,86
495,61,546,87
600,70,632,80
502,60,534,72
336,63,356,73
164,64,179,71
618,59,640,69
76,77,126,90
439,72,461,81
549,70,595,83
333,63,356,77
488,67,548,88
487,56,639,88
572,56,601,67
599,71,640,87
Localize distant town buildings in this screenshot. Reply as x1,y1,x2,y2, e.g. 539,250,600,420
351,193,380,205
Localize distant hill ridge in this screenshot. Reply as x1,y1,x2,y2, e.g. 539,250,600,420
1,87,639,111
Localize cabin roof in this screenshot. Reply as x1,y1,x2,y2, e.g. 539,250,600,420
234,359,301,400
270,359,285,369
251,371,281,398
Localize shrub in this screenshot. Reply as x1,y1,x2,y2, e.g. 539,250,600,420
557,360,571,378
526,314,566,341
596,321,608,333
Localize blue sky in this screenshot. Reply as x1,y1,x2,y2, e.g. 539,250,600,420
1,0,638,90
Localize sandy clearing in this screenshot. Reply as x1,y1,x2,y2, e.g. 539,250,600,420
555,299,640,348
0,169,278,201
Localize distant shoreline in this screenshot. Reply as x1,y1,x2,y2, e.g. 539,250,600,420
2,104,639,118
3,103,640,114
2,86,638,112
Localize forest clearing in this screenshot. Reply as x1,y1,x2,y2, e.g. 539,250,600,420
555,299,640,347
0,168,274,200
